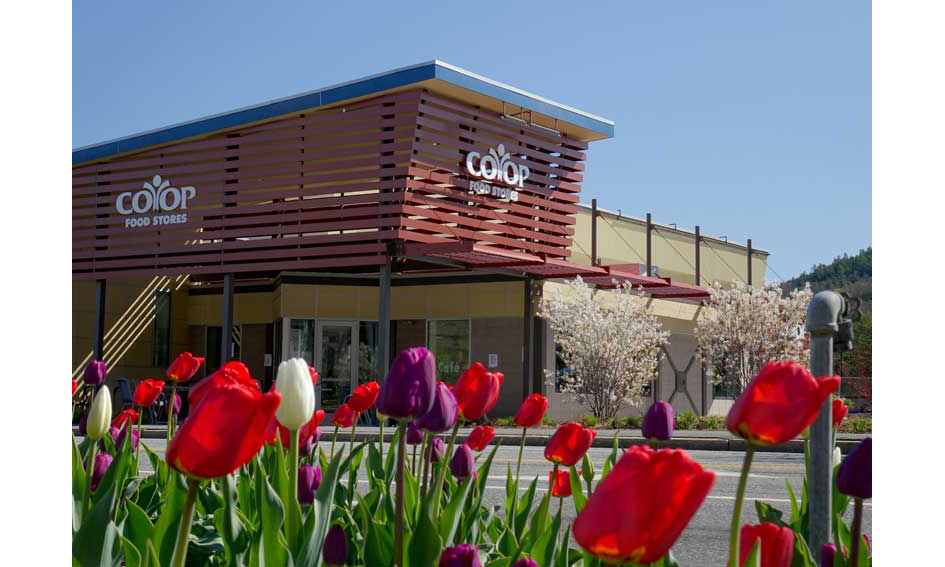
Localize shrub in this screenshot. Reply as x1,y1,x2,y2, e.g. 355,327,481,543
492,417,513,426
581,416,599,427
540,416,558,427
697,416,725,430
675,411,699,430
839,416,871,433
624,416,643,429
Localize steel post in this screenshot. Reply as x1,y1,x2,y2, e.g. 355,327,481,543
221,274,233,362
646,212,652,276
747,238,753,287
523,279,535,396
806,291,844,554
93,279,106,360
378,254,392,381
591,199,598,266
695,226,701,286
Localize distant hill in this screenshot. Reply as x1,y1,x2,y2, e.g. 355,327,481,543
781,247,872,313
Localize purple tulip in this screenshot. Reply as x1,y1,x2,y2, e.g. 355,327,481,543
642,400,674,441
298,464,322,505
417,382,458,433
117,425,139,451
450,443,474,479
438,544,482,567
322,524,348,566
821,543,838,567
90,453,113,492
406,421,424,445
301,426,321,455
427,436,446,463
165,393,182,418
376,347,436,420
512,559,538,567
78,412,89,436
837,437,871,499
83,360,107,386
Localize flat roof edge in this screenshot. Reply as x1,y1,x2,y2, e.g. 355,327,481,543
73,60,614,165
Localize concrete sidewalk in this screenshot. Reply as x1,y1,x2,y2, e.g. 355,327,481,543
74,424,869,454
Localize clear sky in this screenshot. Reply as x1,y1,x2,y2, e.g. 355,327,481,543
72,0,870,280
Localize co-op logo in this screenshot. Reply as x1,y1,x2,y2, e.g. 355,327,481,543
116,175,195,228
465,144,530,188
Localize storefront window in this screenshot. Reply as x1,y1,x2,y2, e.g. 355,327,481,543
152,291,172,367
359,321,379,382
426,319,470,384
287,319,315,366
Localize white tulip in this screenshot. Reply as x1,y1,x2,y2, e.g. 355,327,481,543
275,358,315,431
833,447,843,467
87,387,112,441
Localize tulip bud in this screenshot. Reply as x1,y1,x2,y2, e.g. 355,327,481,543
298,464,322,505
438,544,482,567
450,443,475,479
642,401,674,441
376,347,437,420
322,524,349,566
511,559,538,567
72,379,79,396
275,358,316,431
117,425,139,452
465,425,495,451
90,453,113,492
300,427,320,455
418,381,458,433
427,436,446,463
821,543,838,567
406,421,424,445
84,360,107,387
86,386,112,441
833,447,842,467
837,437,871,499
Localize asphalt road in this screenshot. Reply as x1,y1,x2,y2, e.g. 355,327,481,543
133,438,871,565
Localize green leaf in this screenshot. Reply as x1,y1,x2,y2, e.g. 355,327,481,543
255,458,289,567
569,465,587,513
790,532,817,567
743,537,762,567
153,472,188,567
554,525,571,567
531,507,561,567
121,536,142,567
123,499,155,561
367,440,385,481
786,480,800,528
514,477,538,538
217,473,249,567
439,477,473,546
754,500,786,526
505,463,516,516
72,434,87,533
364,519,394,567
460,444,499,543
526,490,551,552
72,477,121,567
408,504,444,567
293,442,368,567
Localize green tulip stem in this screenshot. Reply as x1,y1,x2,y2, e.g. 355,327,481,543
850,497,864,566
134,409,143,467
171,477,200,567
515,427,527,487
330,425,339,459
378,419,384,465
82,441,98,517
431,421,460,518
419,432,431,501
393,421,408,567
168,382,178,443
347,421,358,508
729,445,756,567
288,428,300,551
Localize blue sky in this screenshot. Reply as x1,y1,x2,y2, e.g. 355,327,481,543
72,0,870,280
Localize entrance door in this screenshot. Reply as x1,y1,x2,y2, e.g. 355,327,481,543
315,321,357,411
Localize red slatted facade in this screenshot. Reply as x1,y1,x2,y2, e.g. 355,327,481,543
72,89,587,280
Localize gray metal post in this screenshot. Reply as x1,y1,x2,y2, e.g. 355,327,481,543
646,212,652,277
221,274,234,362
695,226,701,286
747,238,753,287
93,279,106,360
378,254,392,381
591,199,598,266
523,279,535,397
806,291,844,555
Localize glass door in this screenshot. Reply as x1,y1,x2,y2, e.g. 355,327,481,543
316,321,357,411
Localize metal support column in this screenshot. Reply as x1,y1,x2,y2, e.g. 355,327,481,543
646,212,652,276
221,274,234,363
378,254,392,381
591,198,598,266
523,279,535,397
747,238,753,287
805,291,843,555
694,226,701,286
93,279,106,360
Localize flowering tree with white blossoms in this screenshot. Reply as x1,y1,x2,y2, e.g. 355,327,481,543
696,280,812,397
539,276,669,420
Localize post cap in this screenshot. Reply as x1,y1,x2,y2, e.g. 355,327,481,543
806,290,845,335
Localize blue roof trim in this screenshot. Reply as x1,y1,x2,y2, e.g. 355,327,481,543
73,61,613,164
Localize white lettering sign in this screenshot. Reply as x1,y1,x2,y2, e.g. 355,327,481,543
465,144,530,188
470,180,519,201
117,175,195,228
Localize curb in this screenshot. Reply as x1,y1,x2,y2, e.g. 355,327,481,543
74,427,862,454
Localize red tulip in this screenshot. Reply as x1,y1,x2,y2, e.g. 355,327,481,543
332,403,358,428
72,379,78,396
573,446,715,564
166,361,280,478
132,378,165,407
549,468,575,498
166,352,205,383
348,381,380,412
726,361,840,446
832,398,849,428
275,409,325,449
545,422,597,466
308,366,319,387
111,408,140,430
738,523,794,567
465,425,495,451
451,362,503,421
514,393,548,427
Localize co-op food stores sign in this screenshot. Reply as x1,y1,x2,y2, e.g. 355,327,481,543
464,144,529,202
115,175,195,228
